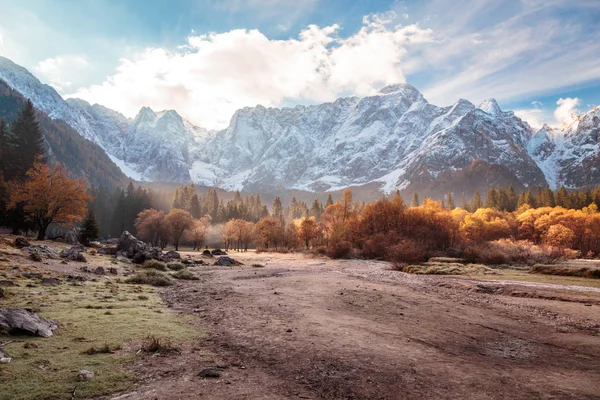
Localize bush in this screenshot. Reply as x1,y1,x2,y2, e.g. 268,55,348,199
141,335,180,354
387,239,426,267
125,270,173,286
530,264,600,279
167,262,185,271
172,269,199,280
251,263,265,268
462,240,574,266
326,240,352,259
143,260,167,271
82,343,122,355
361,233,392,259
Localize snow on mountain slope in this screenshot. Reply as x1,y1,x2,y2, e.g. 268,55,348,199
528,107,600,189
2,55,598,193
196,84,546,192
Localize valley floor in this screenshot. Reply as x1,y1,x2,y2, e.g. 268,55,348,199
116,252,600,400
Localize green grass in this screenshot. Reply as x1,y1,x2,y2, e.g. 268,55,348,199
0,279,199,400
125,270,173,286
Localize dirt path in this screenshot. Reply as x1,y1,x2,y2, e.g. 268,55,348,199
114,253,600,400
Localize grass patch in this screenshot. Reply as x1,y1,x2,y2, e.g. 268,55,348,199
125,270,173,287
530,264,600,279
172,269,199,280
401,262,497,275
166,262,185,271
251,263,265,268
0,280,199,400
142,260,167,271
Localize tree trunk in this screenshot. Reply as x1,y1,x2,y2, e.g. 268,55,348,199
37,222,48,240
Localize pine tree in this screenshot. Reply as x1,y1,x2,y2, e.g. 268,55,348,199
445,192,455,210
496,188,509,211
460,195,468,211
485,186,498,209
411,192,420,207
10,100,45,180
190,193,202,218
206,188,219,219
272,196,284,220
507,185,517,211
309,198,322,219
0,119,10,177
555,186,569,208
325,194,334,208
80,209,100,245
472,190,483,210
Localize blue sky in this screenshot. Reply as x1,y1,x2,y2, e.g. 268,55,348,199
0,0,599,129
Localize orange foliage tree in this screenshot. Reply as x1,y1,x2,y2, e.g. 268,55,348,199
134,209,169,248
9,161,91,240
165,209,195,250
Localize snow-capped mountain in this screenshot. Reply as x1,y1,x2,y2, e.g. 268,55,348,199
193,85,546,192
1,55,599,193
528,107,600,189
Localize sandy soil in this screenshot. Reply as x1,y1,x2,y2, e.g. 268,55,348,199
112,252,600,400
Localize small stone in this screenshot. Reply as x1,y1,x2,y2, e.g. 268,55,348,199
108,267,118,275
198,367,221,378
0,287,3,298
61,260,68,265
14,237,31,249
78,369,94,380
22,272,42,279
29,252,42,262
41,278,60,286
94,267,105,275
286,328,292,333
0,280,15,287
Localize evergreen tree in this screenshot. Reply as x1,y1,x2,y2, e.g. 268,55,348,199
272,196,284,220
485,186,498,209
0,119,10,177
460,195,469,211
445,192,455,210
190,193,202,218
80,209,100,245
10,100,45,180
206,188,219,219
497,188,509,211
325,194,334,207
555,186,569,208
309,198,322,219
472,190,483,210
411,192,420,207
507,184,517,211
110,190,127,236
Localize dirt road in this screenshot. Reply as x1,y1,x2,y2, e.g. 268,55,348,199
116,253,600,400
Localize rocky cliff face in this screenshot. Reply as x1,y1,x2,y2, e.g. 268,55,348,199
2,55,599,193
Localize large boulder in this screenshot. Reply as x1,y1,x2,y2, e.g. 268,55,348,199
98,246,118,255
214,256,243,266
0,308,59,337
59,245,86,262
165,251,181,260
211,249,227,256
22,245,60,260
116,231,147,258
14,237,30,249
47,227,80,245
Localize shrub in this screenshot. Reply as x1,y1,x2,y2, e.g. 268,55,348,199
143,260,167,271
360,233,392,259
125,270,173,286
167,262,185,271
530,264,600,279
141,335,180,354
251,263,265,268
326,240,352,259
387,239,426,266
462,240,574,265
172,269,199,280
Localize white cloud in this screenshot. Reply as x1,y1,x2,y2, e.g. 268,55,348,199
33,56,90,91
554,97,580,123
531,100,543,108
67,14,433,129
514,108,545,129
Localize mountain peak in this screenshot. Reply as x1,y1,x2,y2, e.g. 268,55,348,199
479,98,502,115
377,83,424,104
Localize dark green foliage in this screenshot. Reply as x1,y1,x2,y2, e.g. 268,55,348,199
79,209,100,245
8,99,45,179
125,270,173,286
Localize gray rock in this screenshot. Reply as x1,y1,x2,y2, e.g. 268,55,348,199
98,246,118,255
0,280,15,287
214,256,243,267
198,367,222,378
202,250,213,258
78,369,94,380
0,308,59,337
211,249,227,256
41,278,60,286
165,251,181,260
115,255,131,264
22,272,42,279
94,267,105,275
14,237,30,249
59,246,86,262
22,245,60,260
47,227,80,244
108,267,118,275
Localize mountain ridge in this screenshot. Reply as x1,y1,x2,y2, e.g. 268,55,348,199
1,56,599,194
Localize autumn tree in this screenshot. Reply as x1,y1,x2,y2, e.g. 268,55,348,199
165,209,194,250
9,161,91,240
255,216,283,250
135,209,168,247
543,224,575,249
298,217,319,249
187,216,210,250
